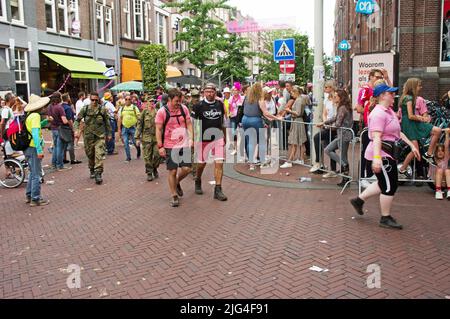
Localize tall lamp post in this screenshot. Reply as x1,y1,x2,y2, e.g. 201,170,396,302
312,0,324,162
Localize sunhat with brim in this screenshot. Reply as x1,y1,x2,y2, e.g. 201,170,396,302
263,86,275,94
24,95,50,112
223,87,231,94
103,92,113,100
373,83,398,97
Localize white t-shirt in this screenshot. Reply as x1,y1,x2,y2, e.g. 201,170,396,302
103,101,116,119
75,99,84,117
1,106,14,129
265,98,276,115
324,94,335,121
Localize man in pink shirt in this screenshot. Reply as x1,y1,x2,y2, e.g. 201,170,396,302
156,88,194,207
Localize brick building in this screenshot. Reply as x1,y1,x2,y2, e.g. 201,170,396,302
334,0,447,101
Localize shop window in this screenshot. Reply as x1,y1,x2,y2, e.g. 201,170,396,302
134,0,143,40
10,0,24,25
124,0,131,39
105,7,113,44
96,3,104,42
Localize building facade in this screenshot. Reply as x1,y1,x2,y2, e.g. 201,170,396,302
334,0,446,101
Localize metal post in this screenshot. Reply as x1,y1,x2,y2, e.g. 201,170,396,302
312,0,324,163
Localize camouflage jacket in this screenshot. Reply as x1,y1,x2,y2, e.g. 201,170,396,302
135,108,157,143
75,104,111,139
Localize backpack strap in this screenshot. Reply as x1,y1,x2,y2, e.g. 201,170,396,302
161,105,188,147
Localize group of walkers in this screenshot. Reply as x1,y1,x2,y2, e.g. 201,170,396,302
1,73,449,231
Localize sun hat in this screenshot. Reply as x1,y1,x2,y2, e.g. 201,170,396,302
103,92,113,101
263,86,275,94
24,94,50,112
223,87,231,94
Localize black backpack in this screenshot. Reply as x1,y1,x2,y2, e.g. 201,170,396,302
161,105,187,146
8,113,32,151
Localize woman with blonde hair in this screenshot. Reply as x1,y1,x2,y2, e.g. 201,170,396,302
242,83,281,170
280,86,308,168
398,78,442,177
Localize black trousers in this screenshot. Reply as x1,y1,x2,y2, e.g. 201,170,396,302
360,129,374,178
369,157,398,196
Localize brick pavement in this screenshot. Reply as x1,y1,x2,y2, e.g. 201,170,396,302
0,133,449,299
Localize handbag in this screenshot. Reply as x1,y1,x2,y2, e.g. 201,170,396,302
381,140,402,160
59,125,74,143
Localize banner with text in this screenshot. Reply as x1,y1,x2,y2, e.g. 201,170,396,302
351,52,395,120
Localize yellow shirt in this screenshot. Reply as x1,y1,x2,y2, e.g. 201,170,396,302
26,112,42,148
120,105,140,128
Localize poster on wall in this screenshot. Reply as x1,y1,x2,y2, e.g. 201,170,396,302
351,52,396,120
441,0,450,63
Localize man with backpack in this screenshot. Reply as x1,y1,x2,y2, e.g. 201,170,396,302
23,94,51,206
103,92,118,155
74,92,112,185
118,95,141,162
155,88,193,207
191,83,228,202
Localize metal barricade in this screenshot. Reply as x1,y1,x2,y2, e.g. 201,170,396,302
274,118,358,194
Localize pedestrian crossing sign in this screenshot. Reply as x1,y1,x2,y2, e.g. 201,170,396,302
273,38,295,61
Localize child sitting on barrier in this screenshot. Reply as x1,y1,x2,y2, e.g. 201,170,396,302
432,128,450,200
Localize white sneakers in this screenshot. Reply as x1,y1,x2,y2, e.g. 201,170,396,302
435,191,444,200
280,162,293,169
323,171,338,178
309,163,321,173
293,160,304,165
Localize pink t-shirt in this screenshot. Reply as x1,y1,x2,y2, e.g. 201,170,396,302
155,104,191,149
365,104,401,160
357,85,373,127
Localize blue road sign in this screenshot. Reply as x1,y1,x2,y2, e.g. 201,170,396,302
273,38,295,62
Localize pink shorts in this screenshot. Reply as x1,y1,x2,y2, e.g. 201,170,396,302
195,138,225,163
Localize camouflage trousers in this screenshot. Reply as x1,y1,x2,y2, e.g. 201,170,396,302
84,137,106,173
143,141,163,175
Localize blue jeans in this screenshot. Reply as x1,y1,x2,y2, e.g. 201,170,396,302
122,126,136,160
25,147,43,201
106,119,116,154
242,115,266,164
51,130,65,169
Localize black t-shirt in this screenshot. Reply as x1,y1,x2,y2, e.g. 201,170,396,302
192,99,225,142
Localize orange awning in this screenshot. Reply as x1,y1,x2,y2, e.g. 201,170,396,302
121,57,183,82
121,57,142,82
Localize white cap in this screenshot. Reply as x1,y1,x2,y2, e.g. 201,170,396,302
223,87,231,93
263,86,275,94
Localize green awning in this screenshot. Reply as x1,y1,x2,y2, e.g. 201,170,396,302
42,52,108,79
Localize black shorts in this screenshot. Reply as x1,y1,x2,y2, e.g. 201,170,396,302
369,157,398,196
165,148,192,171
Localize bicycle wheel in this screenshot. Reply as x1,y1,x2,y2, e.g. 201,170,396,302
0,158,25,188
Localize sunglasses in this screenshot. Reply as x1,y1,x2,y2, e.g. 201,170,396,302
374,75,384,80
91,99,99,102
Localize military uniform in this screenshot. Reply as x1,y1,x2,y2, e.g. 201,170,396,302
75,104,111,183
135,107,162,180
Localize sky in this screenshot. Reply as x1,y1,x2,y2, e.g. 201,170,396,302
227,0,336,56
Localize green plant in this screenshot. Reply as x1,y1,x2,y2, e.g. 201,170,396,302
136,44,168,93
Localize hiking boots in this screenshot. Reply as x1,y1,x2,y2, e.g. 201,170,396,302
350,197,365,215
153,169,159,179
90,170,96,179
214,185,228,201
195,178,204,195
171,196,180,207
147,173,154,182
95,172,103,185
379,216,403,230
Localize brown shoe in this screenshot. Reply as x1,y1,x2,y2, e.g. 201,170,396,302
30,199,50,207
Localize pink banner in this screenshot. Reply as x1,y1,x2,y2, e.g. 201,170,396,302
226,18,296,33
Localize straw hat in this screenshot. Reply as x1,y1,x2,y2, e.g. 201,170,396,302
24,94,50,112
103,92,113,101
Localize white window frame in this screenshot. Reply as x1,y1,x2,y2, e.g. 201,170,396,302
10,0,24,25
0,0,7,22
69,0,80,36
96,3,104,42
144,1,150,42
105,6,113,44
57,0,69,34
124,0,131,39
14,49,28,84
133,0,144,40
45,0,57,32
155,10,168,46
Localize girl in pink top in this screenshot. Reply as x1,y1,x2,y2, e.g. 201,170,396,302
431,128,450,200
350,83,420,230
